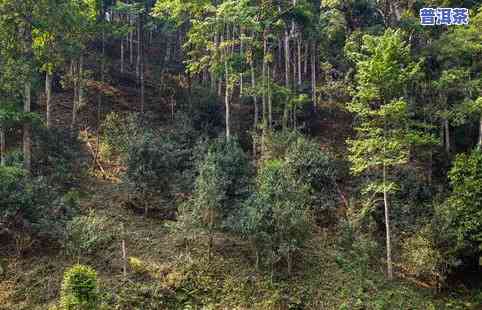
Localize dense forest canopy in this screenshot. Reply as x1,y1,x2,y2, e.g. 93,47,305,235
0,0,481,309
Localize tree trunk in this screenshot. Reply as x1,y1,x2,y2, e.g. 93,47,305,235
129,16,134,65
267,64,272,129
24,82,32,173
71,60,78,135
79,55,84,107
225,59,231,140
297,38,301,88
140,57,145,115
45,72,52,128
136,13,141,80
444,118,450,155
478,114,482,148
23,16,33,174
0,126,6,166
283,28,290,129
251,59,258,159
94,28,106,166
251,61,258,129
240,27,244,96
139,13,145,115
261,28,268,155
383,163,393,280
311,41,317,109
120,37,125,73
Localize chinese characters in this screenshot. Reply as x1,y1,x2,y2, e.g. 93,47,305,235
420,8,469,26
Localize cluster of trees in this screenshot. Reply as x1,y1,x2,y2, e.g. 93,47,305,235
0,0,481,294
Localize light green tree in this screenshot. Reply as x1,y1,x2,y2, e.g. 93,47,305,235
346,29,422,279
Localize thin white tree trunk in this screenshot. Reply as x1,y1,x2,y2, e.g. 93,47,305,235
297,38,301,88
23,17,33,174
478,114,482,148
45,72,52,128
24,81,32,173
136,14,141,80
383,165,393,280
311,41,317,109
225,59,230,141
268,64,272,129
383,163,393,280
120,37,125,73
71,60,78,134
283,29,290,129
129,16,134,65
240,27,244,96
261,28,268,155
444,118,450,155
0,126,6,166
139,13,145,115
79,55,84,107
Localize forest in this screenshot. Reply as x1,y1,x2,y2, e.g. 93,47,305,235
0,0,481,309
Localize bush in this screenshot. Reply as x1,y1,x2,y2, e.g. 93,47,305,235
262,130,303,161
32,126,82,188
401,226,442,278
237,160,313,274
64,211,115,258
180,137,250,255
100,112,140,161
185,86,224,137
0,167,79,250
60,264,98,310
125,130,185,200
439,149,482,255
285,137,339,210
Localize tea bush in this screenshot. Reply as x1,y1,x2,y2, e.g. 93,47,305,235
60,264,98,310
0,166,79,248
64,211,115,258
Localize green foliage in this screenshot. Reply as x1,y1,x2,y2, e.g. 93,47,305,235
439,149,482,254
125,130,186,199
347,29,428,201
185,137,250,241
32,126,83,188
190,148,226,235
401,226,442,278
263,130,305,161
284,137,339,210
64,211,115,258
238,159,312,273
100,112,140,160
0,166,79,245
184,87,225,137
60,264,98,310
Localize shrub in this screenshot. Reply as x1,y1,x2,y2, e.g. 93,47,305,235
237,160,313,274
177,137,250,256
185,86,224,137
64,211,114,258
32,126,82,188
125,130,184,200
0,167,79,250
439,149,482,255
100,112,140,161
285,137,339,210
60,265,98,310
262,130,303,161
401,226,442,278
